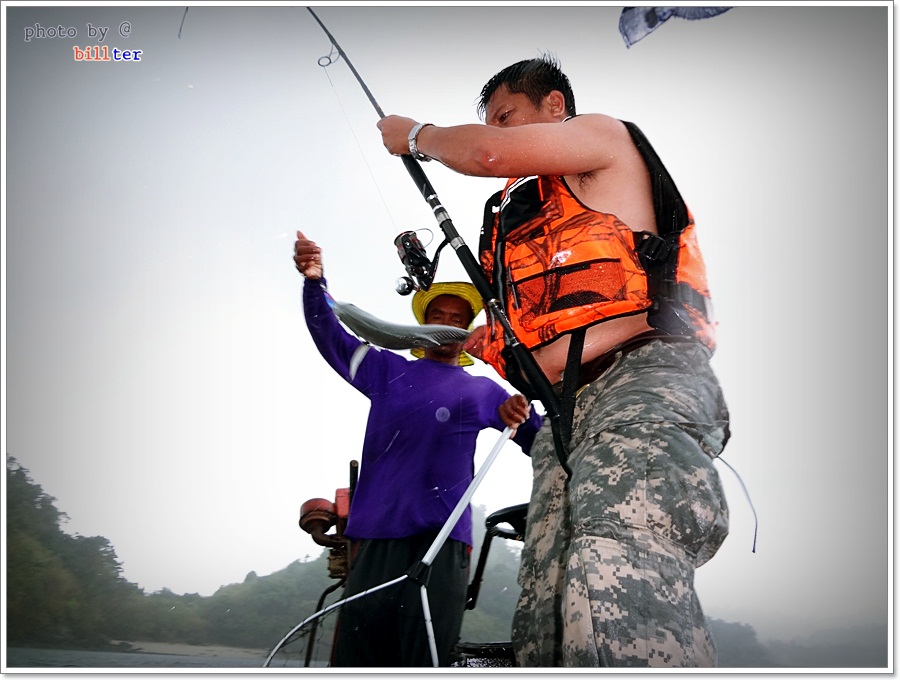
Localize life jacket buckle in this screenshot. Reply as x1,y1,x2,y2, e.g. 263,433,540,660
635,231,675,263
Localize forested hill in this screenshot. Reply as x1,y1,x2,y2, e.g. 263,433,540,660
5,455,886,667
5,454,520,651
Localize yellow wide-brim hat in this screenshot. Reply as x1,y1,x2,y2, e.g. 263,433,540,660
410,282,484,367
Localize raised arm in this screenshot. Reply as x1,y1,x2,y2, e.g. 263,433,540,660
294,231,378,389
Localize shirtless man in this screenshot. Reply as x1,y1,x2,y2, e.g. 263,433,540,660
378,60,663,383
378,56,731,667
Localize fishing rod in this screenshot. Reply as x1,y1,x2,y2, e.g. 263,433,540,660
306,6,572,476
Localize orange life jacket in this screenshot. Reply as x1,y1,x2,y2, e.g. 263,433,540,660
477,121,716,379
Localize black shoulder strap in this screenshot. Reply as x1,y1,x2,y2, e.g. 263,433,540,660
480,189,503,243
479,189,503,291
622,121,689,238
624,121,709,334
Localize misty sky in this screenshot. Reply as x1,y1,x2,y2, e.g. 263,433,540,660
3,2,891,645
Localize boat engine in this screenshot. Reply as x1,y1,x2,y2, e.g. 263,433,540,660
298,461,357,579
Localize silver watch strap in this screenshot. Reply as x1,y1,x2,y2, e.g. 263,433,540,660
407,122,432,162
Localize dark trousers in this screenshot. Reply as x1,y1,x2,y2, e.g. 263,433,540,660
331,533,470,667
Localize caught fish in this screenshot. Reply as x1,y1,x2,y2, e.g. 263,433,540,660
331,300,470,350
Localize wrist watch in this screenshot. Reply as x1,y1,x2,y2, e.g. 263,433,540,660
408,123,433,162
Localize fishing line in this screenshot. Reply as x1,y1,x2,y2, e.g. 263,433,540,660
316,51,398,235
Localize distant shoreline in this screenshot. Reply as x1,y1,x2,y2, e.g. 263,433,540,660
111,640,270,660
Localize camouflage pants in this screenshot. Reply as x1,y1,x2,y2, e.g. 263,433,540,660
511,339,730,667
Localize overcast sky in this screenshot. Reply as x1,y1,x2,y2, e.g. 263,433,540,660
3,1,891,645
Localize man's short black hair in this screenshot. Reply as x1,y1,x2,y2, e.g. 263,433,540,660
477,54,576,121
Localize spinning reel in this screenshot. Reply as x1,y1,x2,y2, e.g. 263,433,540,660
394,230,449,295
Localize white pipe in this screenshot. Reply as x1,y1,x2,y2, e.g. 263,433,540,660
420,584,440,667
421,426,513,567
418,426,514,667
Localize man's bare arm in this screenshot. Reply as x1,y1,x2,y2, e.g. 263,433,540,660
378,113,630,179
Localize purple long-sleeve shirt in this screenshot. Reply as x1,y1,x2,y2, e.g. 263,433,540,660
303,278,541,547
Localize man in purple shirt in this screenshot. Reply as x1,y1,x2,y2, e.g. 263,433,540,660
294,231,542,667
